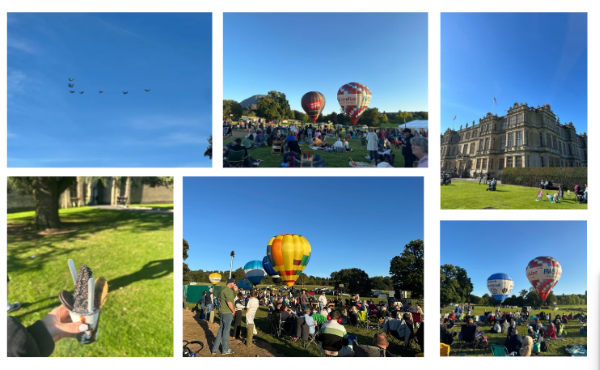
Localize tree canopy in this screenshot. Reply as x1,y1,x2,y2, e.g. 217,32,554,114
440,264,473,307
256,91,291,121
330,268,372,295
223,99,243,120
389,239,424,298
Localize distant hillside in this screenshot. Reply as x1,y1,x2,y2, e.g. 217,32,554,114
240,94,267,109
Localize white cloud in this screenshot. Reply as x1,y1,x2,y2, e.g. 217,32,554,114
8,37,39,55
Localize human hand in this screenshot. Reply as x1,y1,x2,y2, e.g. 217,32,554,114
42,305,89,342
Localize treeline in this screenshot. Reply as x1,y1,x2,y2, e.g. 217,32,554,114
223,92,427,127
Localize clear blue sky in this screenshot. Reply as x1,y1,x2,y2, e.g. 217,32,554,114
224,13,428,114
441,221,587,297
441,13,587,133
8,13,212,167
184,177,424,278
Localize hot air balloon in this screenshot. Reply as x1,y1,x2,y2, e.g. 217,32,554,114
301,91,326,122
486,273,514,303
262,256,281,284
337,82,372,125
237,278,253,291
266,234,311,287
526,256,562,302
244,260,265,286
208,273,221,285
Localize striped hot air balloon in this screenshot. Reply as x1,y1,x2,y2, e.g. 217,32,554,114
262,256,281,284
208,273,221,285
526,256,562,302
486,273,514,303
244,260,265,286
337,82,372,125
266,234,311,287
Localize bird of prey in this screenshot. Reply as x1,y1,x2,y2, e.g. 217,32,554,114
80,91,84,94
68,83,74,88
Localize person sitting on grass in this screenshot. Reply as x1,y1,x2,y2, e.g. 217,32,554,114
490,319,501,333
242,134,255,150
312,310,327,326
544,323,556,338
521,335,533,356
354,332,393,357
507,320,518,337
333,138,344,151
505,333,523,355
343,138,349,150
318,310,354,357
285,131,297,145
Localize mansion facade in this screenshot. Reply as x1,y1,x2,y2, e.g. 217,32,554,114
440,102,587,178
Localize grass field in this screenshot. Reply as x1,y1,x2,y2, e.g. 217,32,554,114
223,136,405,168
7,207,173,357
441,305,587,356
128,204,174,210
441,181,587,209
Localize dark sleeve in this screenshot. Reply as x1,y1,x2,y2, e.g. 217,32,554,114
7,317,55,357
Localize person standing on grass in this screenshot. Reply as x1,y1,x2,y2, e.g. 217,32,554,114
400,129,418,167
300,290,308,311
367,129,379,164
211,279,236,355
233,292,245,340
318,291,328,311
246,291,259,336
205,288,215,323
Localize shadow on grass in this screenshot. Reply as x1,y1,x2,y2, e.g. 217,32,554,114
7,209,172,275
197,319,217,350
11,296,61,321
110,259,173,290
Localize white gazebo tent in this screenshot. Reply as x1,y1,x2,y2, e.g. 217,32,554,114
399,120,428,131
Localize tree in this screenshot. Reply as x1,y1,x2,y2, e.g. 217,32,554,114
204,135,212,160
389,239,424,298
232,267,245,282
7,177,173,230
223,100,243,120
183,239,189,260
519,289,528,298
370,276,393,290
256,95,280,121
293,110,309,122
480,294,490,305
359,107,381,126
440,264,473,306
330,268,371,295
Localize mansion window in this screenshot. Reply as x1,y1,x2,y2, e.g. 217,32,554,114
517,113,524,123
509,116,516,126
479,140,484,152
508,133,514,147
466,132,471,139
482,158,488,169
540,156,544,167
540,133,544,147
549,157,553,167
502,121,507,130
490,158,494,169
477,158,482,169
499,158,504,169
516,131,523,146
488,124,492,131
469,143,475,154
515,156,522,167
501,137,506,149
473,131,477,138
485,138,490,150
506,157,513,167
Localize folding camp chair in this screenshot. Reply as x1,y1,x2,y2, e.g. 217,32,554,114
271,140,284,155
356,310,371,330
411,312,422,329
457,324,481,351
491,344,510,356
300,150,315,168
225,149,245,167
440,343,451,356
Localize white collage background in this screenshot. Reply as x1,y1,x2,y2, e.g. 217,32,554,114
0,0,596,368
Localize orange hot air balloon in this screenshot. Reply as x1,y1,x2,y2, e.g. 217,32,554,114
266,234,311,287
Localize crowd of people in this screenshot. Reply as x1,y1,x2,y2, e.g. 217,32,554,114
440,304,588,356
196,283,424,356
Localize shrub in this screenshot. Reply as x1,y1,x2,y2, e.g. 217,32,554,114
501,167,587,189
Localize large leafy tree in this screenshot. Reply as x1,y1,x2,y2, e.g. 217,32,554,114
330,268,371,295
256,91,291,122
223,99,243,120
440,264,473,306
204,135,212,160
359,107,381,126
8,177,173,230
389,239,424,298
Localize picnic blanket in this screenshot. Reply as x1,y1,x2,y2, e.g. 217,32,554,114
350,161,376,168
565,345,587,356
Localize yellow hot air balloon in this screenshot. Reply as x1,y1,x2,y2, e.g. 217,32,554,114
209,273,221,285
266,234,311,287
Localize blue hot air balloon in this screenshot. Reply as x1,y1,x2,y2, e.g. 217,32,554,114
237,278,253,290
262,256,281,284
487,273,514,303
244,260,265,286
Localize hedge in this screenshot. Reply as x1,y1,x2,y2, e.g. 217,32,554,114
501,167,587,189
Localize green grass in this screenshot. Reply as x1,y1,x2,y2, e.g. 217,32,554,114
223,137,404,168
442,305,587,356
7,207,173,357
129,204,174,210
441,181,588,209
186,302,422,357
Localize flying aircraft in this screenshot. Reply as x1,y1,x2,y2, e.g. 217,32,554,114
68,83,74,88
98,91,104,93
80,91,84,94
69,90,75,93
145,89,150,92
68,78,74,81
123,91,128,95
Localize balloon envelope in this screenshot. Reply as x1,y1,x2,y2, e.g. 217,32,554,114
266,234,311,287
301,91,326,122
486,273,514,303
526,256,562,301
244,260,265,286
337,82,372,125
208,273,221,285
262,256,281,284
237,278,253,290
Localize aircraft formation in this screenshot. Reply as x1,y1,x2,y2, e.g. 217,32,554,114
67,78,150,95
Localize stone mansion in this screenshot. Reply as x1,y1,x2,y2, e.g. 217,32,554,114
440,103,587,178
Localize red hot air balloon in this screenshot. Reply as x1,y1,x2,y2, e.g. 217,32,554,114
301,91,326,123
337,82,372,125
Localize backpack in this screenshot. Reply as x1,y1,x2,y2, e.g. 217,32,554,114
532,342,540,353
540,340,548,352
478,336,488,350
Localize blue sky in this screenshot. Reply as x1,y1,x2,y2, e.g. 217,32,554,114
224,13,428,114
441,13,587,133
441,221,587,297
184,177,424,278
8,13,212,167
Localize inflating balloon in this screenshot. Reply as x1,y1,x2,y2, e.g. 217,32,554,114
526,256,562,302
237,278,253,291
244,260,265,286
337,82,371,125
486,273,514,303
262,256,281,284
301,91,326,122
208,273,221,285
266,234,311,287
